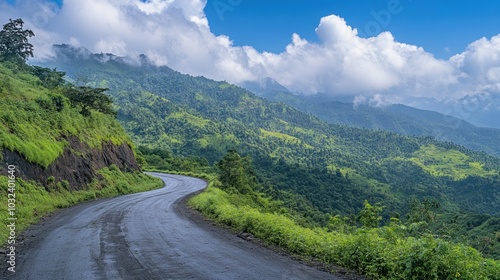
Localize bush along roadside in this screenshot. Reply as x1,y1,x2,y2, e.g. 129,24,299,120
189,182,500,279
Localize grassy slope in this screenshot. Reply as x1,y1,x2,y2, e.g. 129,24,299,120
0,62,163,242
0,63,130,167
408,144,495,179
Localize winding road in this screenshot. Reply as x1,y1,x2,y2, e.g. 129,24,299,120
6,173,342,280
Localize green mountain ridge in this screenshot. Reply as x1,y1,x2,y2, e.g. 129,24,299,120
256,89,500,157
40,45,500,219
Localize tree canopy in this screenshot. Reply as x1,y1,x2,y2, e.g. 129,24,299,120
217,150,257,194
0,18,35,62
63,86,116,116
30,66,66,89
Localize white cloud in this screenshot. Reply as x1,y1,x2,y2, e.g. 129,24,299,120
450,35,500,94
1,0,500,105
315,15,358,44
250,17,457,100
0,0,256,83
135,0,173,15
95,37,127,55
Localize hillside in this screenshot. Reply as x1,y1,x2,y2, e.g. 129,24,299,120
0,60,163,242
257,90,500,157
407,94,500,130
41,46,500,219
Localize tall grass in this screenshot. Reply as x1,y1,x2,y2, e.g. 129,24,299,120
0,62,131,168
189,183,500,279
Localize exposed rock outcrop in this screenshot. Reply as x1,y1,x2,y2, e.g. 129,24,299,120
1,136,140,191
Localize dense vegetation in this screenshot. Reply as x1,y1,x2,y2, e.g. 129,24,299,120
0,62,128,167
260,90,500,157
42,46,500,261
191,186,500,279
189,150,500,279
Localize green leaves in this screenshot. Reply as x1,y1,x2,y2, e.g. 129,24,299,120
216,150,257,194
0,18,34,62
408,197,440,224
63,86,115,116
358,200,385,228
191,181,500,279
30,66,66,89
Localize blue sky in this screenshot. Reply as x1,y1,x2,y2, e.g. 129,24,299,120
6,0,497,59
1,0,500,109
205,0,500,59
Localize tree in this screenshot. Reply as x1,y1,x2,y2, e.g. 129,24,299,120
63,86,116,116
216,150,257,194
30,66,66,89
0,18,35,62
358,200,385,228
407,197,440,224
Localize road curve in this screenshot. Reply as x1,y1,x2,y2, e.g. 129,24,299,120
6,173,342,280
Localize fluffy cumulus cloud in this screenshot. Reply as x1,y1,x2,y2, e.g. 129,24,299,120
0,0,256,83
1,0,500,104
450,35,500,94
237,15,463,103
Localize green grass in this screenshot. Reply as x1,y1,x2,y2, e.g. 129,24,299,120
189,182,500,279
0,166,163,243
408,145,495,179
0,63,132,167
167,111,210,127
260,128,313,148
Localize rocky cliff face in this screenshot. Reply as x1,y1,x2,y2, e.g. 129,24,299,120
1,136,140,191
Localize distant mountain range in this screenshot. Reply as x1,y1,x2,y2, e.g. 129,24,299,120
238,79,500,157
407,93,500,129
41,45,500,157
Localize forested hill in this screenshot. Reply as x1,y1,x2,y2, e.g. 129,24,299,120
257,90,500,157
41,45,500,221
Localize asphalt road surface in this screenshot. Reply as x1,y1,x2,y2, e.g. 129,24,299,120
5,173,343,280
